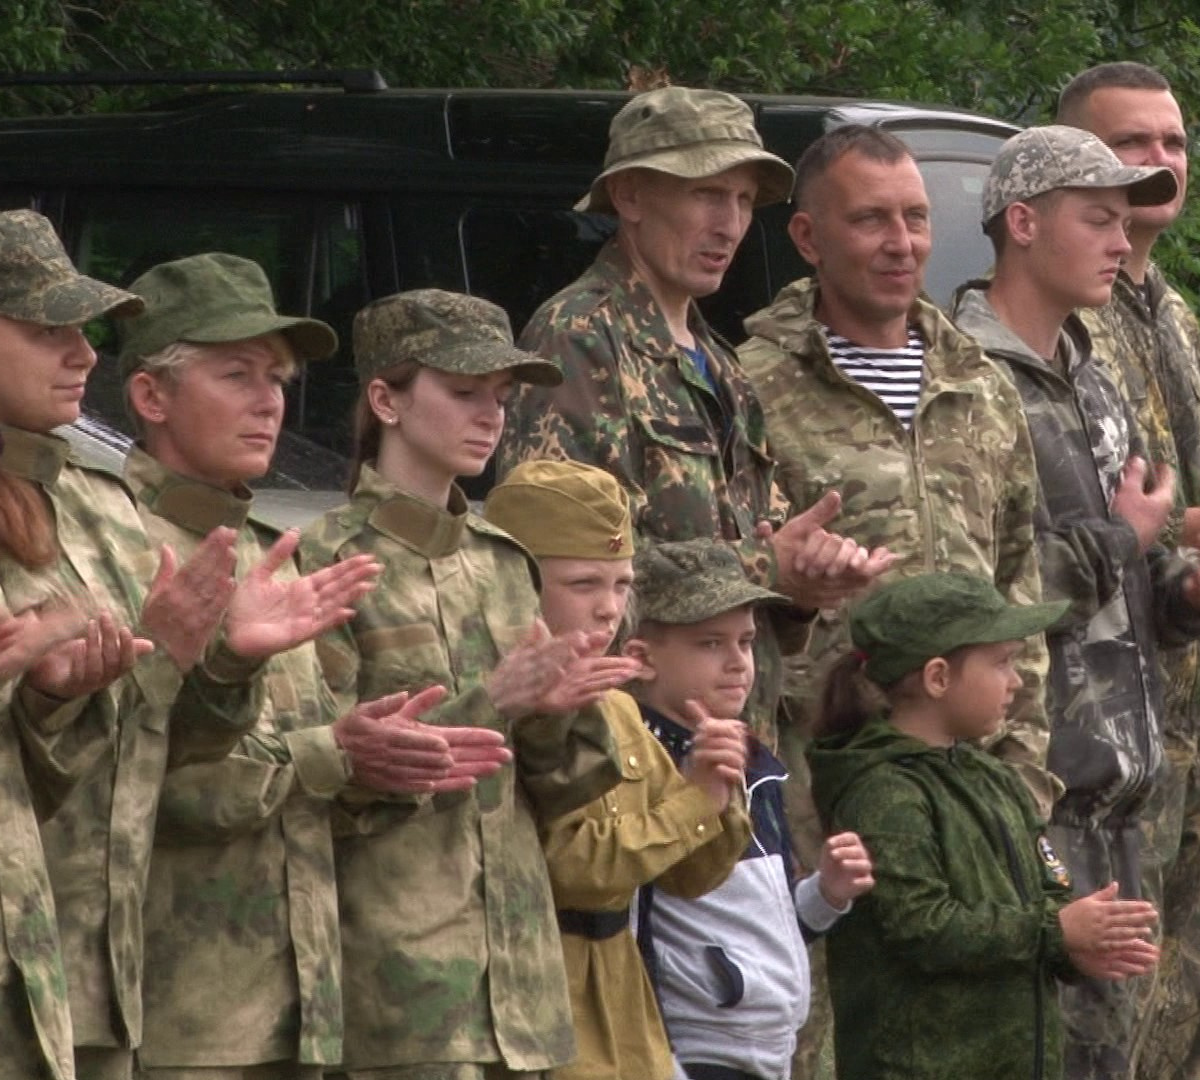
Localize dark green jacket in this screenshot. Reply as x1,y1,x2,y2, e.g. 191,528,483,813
809,717,1076,1080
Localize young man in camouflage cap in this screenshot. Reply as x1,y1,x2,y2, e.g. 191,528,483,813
117,254,512,1080
484,458,752,1080
951,125,1200,1080
499,86,894,750
625,539,873,1080
1057,65,1200,1079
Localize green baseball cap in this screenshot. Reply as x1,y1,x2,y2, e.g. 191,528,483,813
849,572,1068,687
981,124,1177,226
0,209,143,327
117,252,338,376
634,538,788,625
353,288,562,387
576,86,795,214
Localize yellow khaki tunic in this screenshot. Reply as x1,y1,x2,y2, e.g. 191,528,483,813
543,691,750,1080
124,449,348,1071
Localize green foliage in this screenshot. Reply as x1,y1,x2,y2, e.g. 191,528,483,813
1,0,1200,288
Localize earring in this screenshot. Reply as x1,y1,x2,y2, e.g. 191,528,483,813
384,416,398,426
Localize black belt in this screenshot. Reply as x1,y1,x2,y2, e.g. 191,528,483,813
557,906,629,940
682,1065,769,1080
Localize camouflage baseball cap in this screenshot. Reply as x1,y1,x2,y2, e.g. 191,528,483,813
353,288,562,387
981,124,1177,225
634,538,788,625
117,253,337,376
576,86,795,214
484,460,634,560
849,572,1068,687
0,209,143,327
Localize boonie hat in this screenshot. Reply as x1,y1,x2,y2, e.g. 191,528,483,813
634,538,787,625
981,124,1177,225
849,572,1069,687
576,86,795,214
353,288,562,387
0,209,143,327
484,460,634,560
118,253,337,376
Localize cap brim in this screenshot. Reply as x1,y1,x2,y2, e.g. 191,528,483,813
970,598,1070,645
32,276,144,327
183,311,338,363
645,580,791,624
426,340,563,386
575,143,795,214
1125,165,1178,208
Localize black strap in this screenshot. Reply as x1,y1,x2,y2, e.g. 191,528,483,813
557,906,630,941
682,1064,768,1080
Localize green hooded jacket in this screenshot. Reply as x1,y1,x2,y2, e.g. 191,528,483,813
809,716,1077,1080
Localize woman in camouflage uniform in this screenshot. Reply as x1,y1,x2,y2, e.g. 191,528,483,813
300,289,636,1080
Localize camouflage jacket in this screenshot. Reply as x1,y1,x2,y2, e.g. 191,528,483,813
500,238,796,742
13,428,261,1053
738,278,1054,812
299,465,620,1071
125,448,346,1068
953,285,1200,825
809,716,1075,1080
1082,266,1200,741
543,690,750,1080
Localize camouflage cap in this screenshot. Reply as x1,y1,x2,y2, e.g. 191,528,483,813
576,86,795,214
981,124,1177,225
484,460,634,560
634,538,788,625
0,209,143,327
117,252,338,376
353,288,562,387
850,571,1069,687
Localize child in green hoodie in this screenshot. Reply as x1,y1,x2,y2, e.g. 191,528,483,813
808,572,1160,1080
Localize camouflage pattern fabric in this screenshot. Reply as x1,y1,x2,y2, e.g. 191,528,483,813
4,425,263,1056
543,691,750,1080
332,1065,549,1080
499,239,794,744
808,716,1075,1080
124,449,346,1069
1084,268,1200,1080
953,284,1200,1080
299,465,620,1072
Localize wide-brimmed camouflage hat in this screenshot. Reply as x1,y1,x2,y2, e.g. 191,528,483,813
850,571,1069,687
634,538,788,625
353,288,562,387
981,124,1177,226
117,252,337,376
576,87,795,214
484,460,634,560
0,209,143,327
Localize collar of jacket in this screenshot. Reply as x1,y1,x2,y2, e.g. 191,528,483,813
1110,263,1168,322
124,445,252,535
952,282,1092,384
640,702,694,761
0,422,70,486
356,463,468,558
745,276,997,400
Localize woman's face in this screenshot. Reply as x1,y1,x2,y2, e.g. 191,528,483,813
0,317,97,432
379,367,514,494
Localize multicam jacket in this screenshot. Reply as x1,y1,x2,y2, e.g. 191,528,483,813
809,716,1077,1080
738,279,1053,813
0,425,254,1068
499,239,796,743
299,465,620,1071
125,449,346,1069
22,430,260,1055
952,285,1200,832
1083,267,1200,746
542,690,750,1080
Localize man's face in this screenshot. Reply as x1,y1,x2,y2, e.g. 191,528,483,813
614,164,759,309
1025,187,1133,312
1079,86,1188,232
789,150,931,347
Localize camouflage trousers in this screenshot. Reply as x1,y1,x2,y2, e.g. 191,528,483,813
76,1047,135,1080
139,1065,325,1079
1130,733,1200,1080
1047,817,1141,1080
0,955,53,1080
330,1067,548,1080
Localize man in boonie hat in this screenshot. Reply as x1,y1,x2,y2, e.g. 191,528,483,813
502,86,891,747
952,125,1200,1080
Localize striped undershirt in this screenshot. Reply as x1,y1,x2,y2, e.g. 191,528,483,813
823,327,925,429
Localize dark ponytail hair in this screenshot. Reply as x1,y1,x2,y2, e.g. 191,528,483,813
817,650,890,739
348,359,420,492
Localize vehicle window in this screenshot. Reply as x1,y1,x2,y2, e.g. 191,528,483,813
64,189,367,462
915,159,996,309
